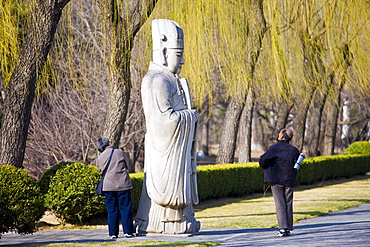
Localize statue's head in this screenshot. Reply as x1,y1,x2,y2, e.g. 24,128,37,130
152,19,184,75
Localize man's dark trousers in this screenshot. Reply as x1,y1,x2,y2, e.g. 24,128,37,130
271,184,294,230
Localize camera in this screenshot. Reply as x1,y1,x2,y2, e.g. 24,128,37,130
294,153,305,171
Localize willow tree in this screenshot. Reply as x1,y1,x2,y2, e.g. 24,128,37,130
320,1,367,156
96,0,157,151
258,0,297,148
127,0,370,162
287,0,328,152
236,0,267,163
156,0,269,163
259,0,329,153
288,0,370,155
0,0,70,167
257,0,370,156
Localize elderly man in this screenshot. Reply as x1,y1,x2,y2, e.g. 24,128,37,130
135,19,200,234
259,129,300,237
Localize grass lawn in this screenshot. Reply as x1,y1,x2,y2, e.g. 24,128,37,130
194,173,370,228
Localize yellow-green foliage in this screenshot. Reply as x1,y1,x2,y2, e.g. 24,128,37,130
343,141,370,155
134,0,370,108
0,0,28,86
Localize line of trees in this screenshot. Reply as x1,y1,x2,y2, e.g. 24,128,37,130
0,0,369,178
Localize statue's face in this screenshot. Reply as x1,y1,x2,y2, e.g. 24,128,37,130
166,48,184,75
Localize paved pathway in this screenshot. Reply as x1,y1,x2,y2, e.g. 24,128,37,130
1,203,369,246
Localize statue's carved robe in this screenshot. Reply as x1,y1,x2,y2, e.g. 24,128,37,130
135,62,200,234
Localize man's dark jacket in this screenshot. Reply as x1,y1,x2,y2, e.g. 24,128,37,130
259,140,299,187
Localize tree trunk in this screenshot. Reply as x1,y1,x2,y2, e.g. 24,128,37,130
270,100,293,146
292,96,313,152
0,0,70,167
96,0,157,148
216,96,244,164
238,90,255,163
305,88,328,157
198,103,210,156
322,75,347,156
101,58,131,148
322,90,341,156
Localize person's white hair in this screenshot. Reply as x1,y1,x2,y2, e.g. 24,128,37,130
96,137,109,153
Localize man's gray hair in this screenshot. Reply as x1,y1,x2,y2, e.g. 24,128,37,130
97,137,110,153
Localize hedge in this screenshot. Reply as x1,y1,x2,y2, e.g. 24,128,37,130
38,162,73,194
196,163,264,201
129,154,370,210
35,153,370,223
129,172,145,214
44,163,105,224
0,165,45,235
296,154,370,185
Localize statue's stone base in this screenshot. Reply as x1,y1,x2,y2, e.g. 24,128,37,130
135,216,200,234
134,184,200,234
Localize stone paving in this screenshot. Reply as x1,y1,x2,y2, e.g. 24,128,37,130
1,203,369,246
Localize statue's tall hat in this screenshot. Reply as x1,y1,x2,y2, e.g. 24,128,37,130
152,19,184,50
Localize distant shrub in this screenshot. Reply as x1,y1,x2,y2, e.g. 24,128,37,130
344,141,370,155
129,172,144,214
38,162,72,194
0,165,45,235
44,162,105,224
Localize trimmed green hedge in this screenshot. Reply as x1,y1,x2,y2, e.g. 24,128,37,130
37,154,370,221
129,172,144,214
296,154,370,185
197,163,263,201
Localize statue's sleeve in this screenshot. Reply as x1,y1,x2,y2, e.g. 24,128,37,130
144,74,183,152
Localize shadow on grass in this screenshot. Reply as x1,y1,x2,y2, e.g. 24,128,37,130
294,173,370,192
197,212,276,219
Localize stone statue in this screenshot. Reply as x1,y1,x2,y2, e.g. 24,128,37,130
135,19,200,234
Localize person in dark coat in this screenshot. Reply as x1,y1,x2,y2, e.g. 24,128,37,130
96,137,134,239
259,129,299,237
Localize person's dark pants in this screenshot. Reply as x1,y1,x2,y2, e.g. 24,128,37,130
105,190,134,236
271,184,294,231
